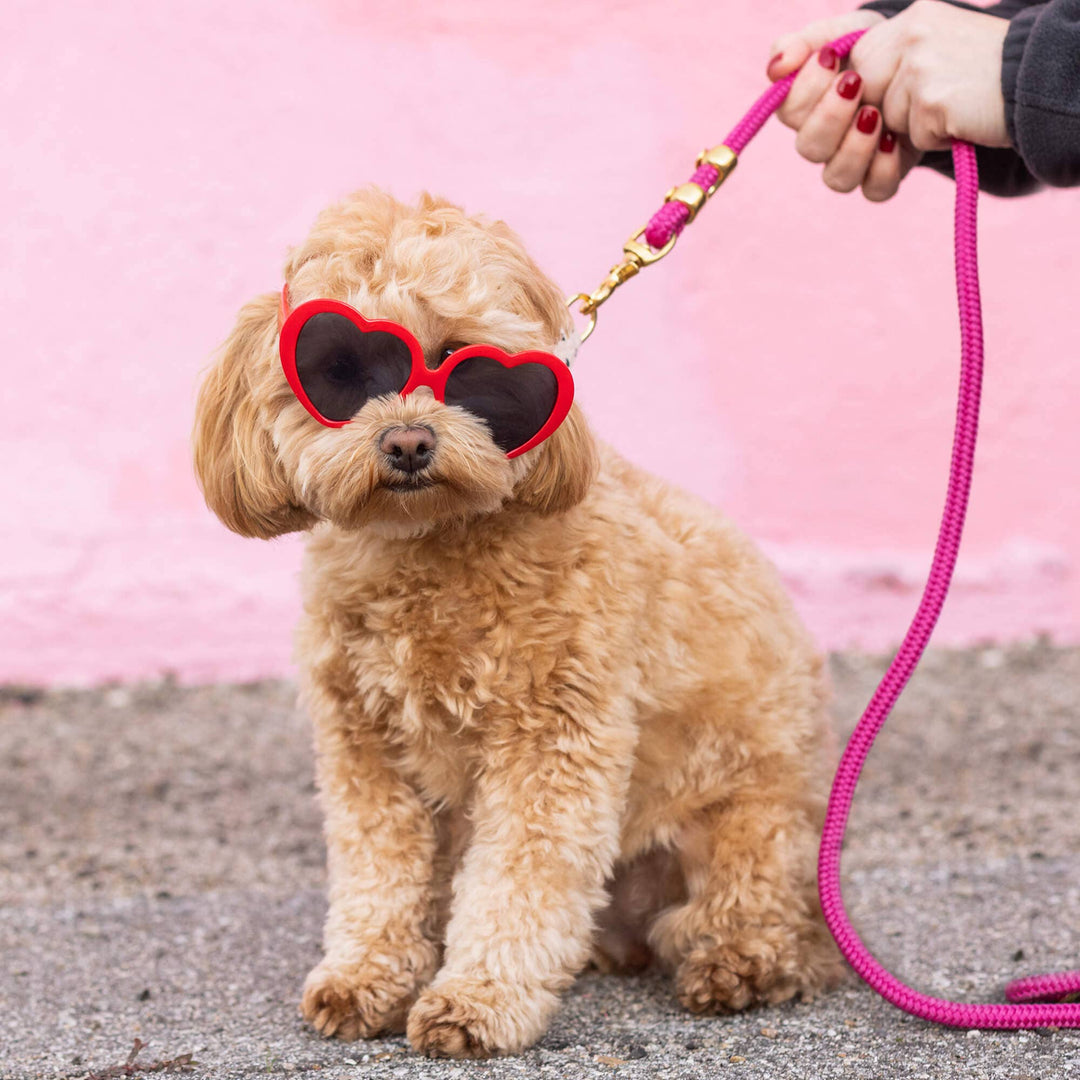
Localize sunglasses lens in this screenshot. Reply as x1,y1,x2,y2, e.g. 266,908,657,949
295,313,412,422
444,356,559,454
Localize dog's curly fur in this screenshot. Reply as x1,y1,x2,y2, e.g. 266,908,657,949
193,188,843,1058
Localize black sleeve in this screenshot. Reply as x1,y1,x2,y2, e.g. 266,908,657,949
862,0,998,14
918,146,1042,194
858,0,1051,195
1002,0,1080,186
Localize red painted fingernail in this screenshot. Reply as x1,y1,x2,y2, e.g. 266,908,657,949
879,129,897,153
837,71,862,100
818,45,838,70
856,106,878,135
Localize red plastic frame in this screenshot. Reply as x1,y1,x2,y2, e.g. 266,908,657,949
278,288,574,459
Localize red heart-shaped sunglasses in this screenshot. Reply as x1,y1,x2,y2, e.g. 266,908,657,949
277,287,574,459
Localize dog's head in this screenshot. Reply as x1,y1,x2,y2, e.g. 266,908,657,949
193,189,598,539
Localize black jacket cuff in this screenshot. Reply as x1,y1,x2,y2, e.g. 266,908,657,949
1002,6,1040,147
1008,1,1080,186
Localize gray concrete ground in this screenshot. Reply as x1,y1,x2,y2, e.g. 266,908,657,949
1,644,1078,1079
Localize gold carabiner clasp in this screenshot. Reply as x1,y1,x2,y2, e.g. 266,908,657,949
567,226,677,341
567,292,599,343
567,143,738,348
623,223,678,268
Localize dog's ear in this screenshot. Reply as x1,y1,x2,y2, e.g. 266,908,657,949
193,292,315,539
514,404,598,516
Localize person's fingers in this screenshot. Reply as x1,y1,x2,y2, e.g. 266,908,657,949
863,134,922,201
821,106,881,193
848,21,904,105
766,33,816,82
795,70,865,164
880,75,912,146
860,129,904,201
880,72,951,151
777,45,843,130
767,10,884,80
908,91,953,152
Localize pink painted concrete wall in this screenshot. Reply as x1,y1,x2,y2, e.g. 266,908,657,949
3,0,1077,686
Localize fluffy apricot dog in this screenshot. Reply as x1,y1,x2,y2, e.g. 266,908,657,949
193,188,841,1058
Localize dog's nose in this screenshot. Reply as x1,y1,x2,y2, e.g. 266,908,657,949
379,425,436,474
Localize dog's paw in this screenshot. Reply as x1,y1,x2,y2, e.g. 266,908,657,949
406,977,552,1058
676,943,767,1013
675,930,832,1014
300,960,417,1040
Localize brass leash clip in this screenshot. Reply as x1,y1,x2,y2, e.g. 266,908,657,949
568,143,737,343
695,144,738,196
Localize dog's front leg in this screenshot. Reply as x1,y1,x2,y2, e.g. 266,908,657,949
406,707,634,1058
301,718,439,1041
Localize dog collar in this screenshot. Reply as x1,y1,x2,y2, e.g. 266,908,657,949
553,329,580,369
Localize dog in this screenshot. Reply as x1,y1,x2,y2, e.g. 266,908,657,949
192,187,842,1058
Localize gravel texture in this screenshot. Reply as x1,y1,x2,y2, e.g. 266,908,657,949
2,643,1078,1079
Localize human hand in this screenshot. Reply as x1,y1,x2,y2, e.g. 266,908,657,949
767,2,1010,201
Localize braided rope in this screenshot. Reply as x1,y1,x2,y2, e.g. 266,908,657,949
650,30,1080,1028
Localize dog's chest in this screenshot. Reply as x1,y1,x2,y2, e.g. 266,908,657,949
340,558,557,801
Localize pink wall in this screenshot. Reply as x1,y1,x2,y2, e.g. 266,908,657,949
3,0,1077,686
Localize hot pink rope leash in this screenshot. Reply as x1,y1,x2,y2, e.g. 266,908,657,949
643,30,1080,1029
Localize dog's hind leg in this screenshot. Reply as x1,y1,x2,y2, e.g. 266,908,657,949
591,848,686,974
648,784,843,1013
